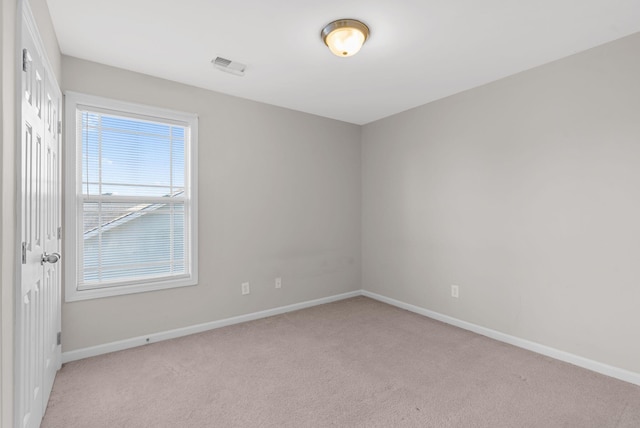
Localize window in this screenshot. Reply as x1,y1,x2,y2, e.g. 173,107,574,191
64,92,198,301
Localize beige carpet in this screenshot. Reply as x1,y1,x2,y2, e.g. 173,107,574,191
42,296,640,427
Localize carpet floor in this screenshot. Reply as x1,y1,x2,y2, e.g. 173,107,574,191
42,296,640,427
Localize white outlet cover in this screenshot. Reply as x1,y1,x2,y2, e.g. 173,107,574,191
451,285,459,298
241,282,250,295
275,277,282,289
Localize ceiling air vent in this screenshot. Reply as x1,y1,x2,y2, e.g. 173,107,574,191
212,56,246,77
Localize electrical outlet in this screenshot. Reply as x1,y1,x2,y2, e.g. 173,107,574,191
241,282,250,295
275,277,282,289
451,285,459,298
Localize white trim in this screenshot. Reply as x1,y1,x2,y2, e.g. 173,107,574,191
61,288,640,387
63,91,199,302
64,91,198,123
361,290,640,387
62,290,361,363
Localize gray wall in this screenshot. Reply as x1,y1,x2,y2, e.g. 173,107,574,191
1,1,60,426
0,2,17,425
362,32,640,374
61,56,362,352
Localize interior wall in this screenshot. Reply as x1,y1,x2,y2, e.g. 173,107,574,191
362,32,640,375
61,56,362,352
0,0,17,424
1,1,60,426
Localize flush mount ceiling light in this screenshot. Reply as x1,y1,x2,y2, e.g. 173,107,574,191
321,19,370,57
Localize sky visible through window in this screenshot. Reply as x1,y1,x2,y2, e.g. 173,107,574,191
81,111,185,198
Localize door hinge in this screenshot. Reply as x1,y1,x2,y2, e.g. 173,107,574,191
57,226,62,239
22,49,29,72
21,242,27,264
57,332,62,346
57,121,62,135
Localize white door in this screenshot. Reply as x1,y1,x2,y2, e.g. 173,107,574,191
17,5,62,428
41,58,62,409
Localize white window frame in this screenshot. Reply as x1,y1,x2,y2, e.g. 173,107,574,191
64,91,198,301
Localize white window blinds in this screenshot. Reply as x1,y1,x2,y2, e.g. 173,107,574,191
65,93,198,300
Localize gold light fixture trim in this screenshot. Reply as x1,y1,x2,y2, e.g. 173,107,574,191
321,19,370,57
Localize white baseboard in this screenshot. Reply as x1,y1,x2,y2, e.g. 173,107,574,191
361,290,640,387
62,290,361,363
63,288,640,388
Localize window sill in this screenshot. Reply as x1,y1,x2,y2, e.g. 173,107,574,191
65,276,198,302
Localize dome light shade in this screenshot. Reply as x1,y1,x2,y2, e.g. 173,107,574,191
321,19,369,57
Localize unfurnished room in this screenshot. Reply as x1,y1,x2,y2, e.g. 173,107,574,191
1,0,640,427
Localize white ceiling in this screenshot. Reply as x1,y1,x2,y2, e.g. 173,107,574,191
46,0,640,125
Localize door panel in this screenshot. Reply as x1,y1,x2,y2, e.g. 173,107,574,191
18,7,62,428
42,71,62,406
20,26,45,427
